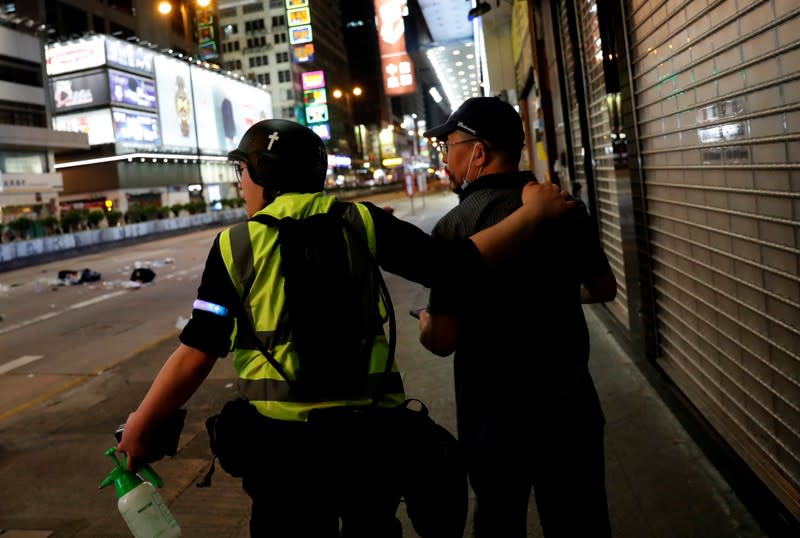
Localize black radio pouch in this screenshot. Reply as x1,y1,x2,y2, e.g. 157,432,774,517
202,398,262,481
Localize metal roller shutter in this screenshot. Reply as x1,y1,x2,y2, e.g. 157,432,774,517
572,0,631,329
625,0,800,519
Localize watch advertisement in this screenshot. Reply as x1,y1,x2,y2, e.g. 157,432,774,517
109,69,158,110
154,55,197,151
52,108,115,146
50,71,110,112
191,66,272,153
112,108,160,147
105,36,155,75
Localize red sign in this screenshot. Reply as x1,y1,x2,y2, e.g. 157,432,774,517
374,0,415,96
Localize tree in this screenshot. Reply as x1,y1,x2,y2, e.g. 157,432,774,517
106,210,123,226
8,217,33,239
87,210,106,229
60,211,82,232
41,215,60,235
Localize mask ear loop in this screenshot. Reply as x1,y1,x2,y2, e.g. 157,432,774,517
461,142,483,190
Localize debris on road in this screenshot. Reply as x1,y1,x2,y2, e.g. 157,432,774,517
57,268,102,285
130,267,156,283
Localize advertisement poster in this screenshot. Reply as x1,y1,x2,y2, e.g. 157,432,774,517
287,7,311,26
52,108,115,145
154,55,197,151
51,71,110,112
305,104,329,124
289,25,313,45
190,66,272,153
112,108,161,147
301,70,325,90
109,69,158,110
292,43,315,63
105,37,155,75
45,36,106,76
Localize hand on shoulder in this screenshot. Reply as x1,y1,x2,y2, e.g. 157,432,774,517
521,181,576,220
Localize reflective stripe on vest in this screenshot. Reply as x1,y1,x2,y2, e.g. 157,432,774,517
218,192,404,421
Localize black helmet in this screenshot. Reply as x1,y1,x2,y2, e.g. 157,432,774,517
228,119,328,193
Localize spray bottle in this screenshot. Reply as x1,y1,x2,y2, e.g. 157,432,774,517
100,447,182,537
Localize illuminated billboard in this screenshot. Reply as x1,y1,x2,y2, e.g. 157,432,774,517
303,88,326,106
190,66,272,153
196,11,219,60
51,71,110,112
287,7,311,26
301,70,325,90
109,70,158,110
285,0,308,7
289,25,313,45
45,36,106,76
305,104,329,124
52,108,115,145
374,0,415,96
292,43,315,63
310,123,331,140
112,108,160,147
105,37,155,75
154,55,198,151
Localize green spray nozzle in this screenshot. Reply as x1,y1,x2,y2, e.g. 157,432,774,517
100,447,164,497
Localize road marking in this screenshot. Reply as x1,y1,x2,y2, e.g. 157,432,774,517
0,312,59,335
67,290,127,310
0,290,127,336
0,354,44,375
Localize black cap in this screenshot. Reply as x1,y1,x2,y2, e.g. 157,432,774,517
228,119,328,193
423,96,524,149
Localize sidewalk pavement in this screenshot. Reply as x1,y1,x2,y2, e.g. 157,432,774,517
0,190,768,537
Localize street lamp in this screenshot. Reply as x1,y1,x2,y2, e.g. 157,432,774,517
332,86,364,160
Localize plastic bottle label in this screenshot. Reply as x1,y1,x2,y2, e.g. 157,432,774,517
119,484,181,538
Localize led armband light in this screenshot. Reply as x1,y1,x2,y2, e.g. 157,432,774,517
192,299,229,317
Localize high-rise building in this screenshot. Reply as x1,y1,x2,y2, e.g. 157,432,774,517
218,0,296,121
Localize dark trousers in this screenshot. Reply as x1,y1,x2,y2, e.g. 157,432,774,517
241,413,403,538
463,375,611,538
469,423,611,538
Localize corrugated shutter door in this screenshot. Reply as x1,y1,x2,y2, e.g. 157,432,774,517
574,0,631,329
625,0,800,518
559,0,589,202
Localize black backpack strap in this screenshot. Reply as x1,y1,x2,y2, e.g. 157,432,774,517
241,212,296,391
243,201,397,405
336,202,397,406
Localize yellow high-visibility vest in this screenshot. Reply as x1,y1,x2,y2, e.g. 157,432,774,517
218,192,405,421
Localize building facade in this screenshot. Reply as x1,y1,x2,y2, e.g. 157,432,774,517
0,19,88,226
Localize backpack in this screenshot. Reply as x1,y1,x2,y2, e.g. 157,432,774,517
247,201,395,402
